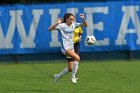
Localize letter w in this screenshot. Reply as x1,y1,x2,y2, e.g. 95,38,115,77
0,10,43,49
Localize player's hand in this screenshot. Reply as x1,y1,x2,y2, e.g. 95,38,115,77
78,37,81,42
77,36,82,42
57,18,63,24
79,14,85,19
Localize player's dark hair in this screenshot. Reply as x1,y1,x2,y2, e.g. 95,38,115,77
62,13,74,23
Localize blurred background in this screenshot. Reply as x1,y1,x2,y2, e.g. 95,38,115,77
0,0,140,63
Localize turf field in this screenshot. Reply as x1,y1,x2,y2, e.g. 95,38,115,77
0,60,140,93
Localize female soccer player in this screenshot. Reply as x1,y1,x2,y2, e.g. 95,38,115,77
67,15,84,80
48,13,88,84
67,26,83,79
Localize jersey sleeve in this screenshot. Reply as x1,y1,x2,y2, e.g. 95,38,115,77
55,24,61,30
74,22,82,28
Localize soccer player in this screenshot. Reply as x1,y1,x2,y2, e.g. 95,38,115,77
68,22,83,80
66,14,83,80
48,13,88,84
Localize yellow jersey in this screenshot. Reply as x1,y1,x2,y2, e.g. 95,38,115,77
73,27,83,43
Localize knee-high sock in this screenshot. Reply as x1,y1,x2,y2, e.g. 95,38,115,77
72,61,79,78
57,67,69,78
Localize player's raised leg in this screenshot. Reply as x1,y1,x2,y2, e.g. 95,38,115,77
54,67,69,84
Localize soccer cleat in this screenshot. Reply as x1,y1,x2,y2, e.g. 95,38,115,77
71,78,77,84
54,74,59,84
75,74,78,80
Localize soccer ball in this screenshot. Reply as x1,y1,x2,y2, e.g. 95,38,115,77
85,35,96,45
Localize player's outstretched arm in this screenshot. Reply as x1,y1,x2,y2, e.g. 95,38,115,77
48,18,63,31
79,14,88,27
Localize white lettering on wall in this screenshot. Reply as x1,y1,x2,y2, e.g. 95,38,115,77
84,7,109,46
67,8,78,16
116,6,140,45
49,9,61,47
0,10,43,49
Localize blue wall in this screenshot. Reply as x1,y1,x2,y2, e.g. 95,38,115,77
0,1,140,54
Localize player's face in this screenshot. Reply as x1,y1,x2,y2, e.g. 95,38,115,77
66,16,75,26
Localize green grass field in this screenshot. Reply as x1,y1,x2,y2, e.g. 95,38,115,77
0,60,140,93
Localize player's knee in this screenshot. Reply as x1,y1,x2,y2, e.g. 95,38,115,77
76,56,80,62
